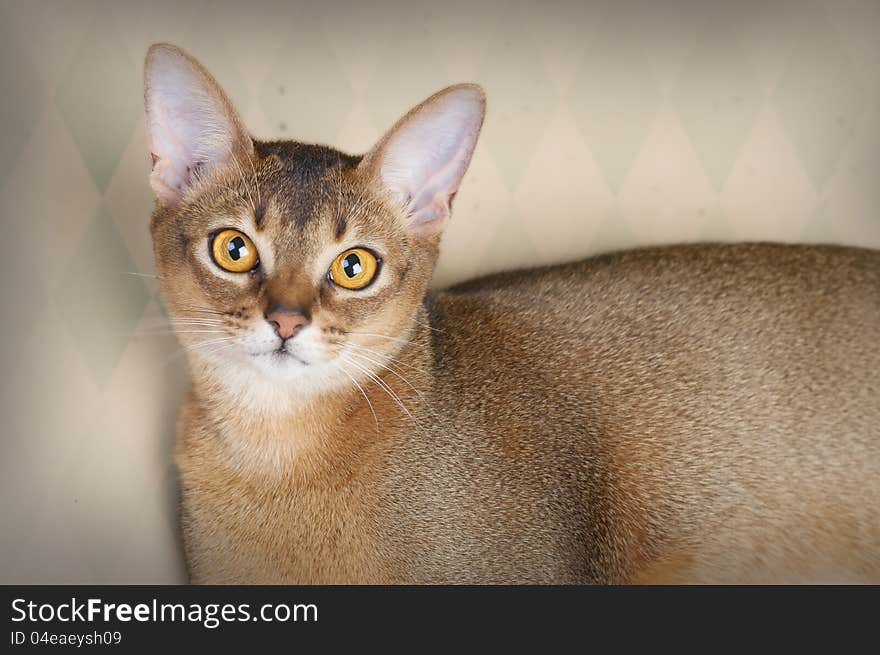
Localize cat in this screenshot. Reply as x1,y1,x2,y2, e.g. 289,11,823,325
144,43,880,584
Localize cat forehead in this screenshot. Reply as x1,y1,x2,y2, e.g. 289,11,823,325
196,142,396,252
173,140,393,255
256,140,361,173
254,141,359,227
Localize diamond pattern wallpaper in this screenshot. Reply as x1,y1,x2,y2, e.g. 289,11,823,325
1,0,878,583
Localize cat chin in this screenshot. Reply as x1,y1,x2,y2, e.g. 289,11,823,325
251,349,311,369
247,352,321,384
206,348,352,400
197,359,346,415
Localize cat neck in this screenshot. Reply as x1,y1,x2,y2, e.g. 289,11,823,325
186,318,433,479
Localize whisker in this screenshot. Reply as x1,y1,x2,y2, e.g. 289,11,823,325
133,329,228,337
334,156,345,232
179,306,229,316
167,318,227,325
121,271,161,279
341,355,422,430
163,338,238,366
191,165,246,198
185,336,237,348
219,136,255,211
162,341,221,365
345,342,431,376
345,331,421,347
162,336,237,356
348,183,381,221
229,149,256,212
191,341,240,359
345,349,423,398
246,152,262,209
337,364,379,434
136,319,226,329
172,310,227,318
412,317,444,333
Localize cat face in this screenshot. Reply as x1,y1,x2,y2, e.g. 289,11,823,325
150,145,436,391
144,44,484,396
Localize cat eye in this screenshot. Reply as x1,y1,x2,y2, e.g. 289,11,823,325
329,248,380,290
210,229,259,273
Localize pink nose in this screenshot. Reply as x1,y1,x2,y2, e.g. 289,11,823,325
266,309,309,340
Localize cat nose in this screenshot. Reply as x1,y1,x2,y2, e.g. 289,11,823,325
265,308,309,340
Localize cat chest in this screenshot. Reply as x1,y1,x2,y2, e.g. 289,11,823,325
179,463,387,584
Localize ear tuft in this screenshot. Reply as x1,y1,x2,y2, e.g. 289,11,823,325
144,43,252,206
361,84,486,236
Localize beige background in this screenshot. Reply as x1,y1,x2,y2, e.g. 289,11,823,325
1,0,878,583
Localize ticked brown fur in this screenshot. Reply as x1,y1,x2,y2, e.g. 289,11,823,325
147,45,880,584
175,244,880,584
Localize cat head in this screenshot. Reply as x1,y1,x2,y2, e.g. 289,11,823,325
144,44,484,400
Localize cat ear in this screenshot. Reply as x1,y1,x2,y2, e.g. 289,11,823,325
143,43,253,206
361,84,485,236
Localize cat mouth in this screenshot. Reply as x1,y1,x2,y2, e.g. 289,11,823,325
255,348,310,366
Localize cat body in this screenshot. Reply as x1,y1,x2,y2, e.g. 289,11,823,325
176,244,880,584
144,44,880,584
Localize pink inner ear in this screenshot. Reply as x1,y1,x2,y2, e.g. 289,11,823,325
144,45,250,205
149,158,183,203
406,141,475,226
147,85,226,202
150,155,206,204
371,86,485,234
148,108,200,202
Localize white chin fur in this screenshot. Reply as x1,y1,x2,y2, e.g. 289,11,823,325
191,323,352,411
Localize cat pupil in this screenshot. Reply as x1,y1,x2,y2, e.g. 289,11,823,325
227,236,247,261
342,253,362,278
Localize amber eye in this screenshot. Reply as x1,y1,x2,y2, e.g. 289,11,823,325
210,229,259,273
329,248,379,290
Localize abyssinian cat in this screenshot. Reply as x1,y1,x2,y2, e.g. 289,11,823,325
144,44,880,584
